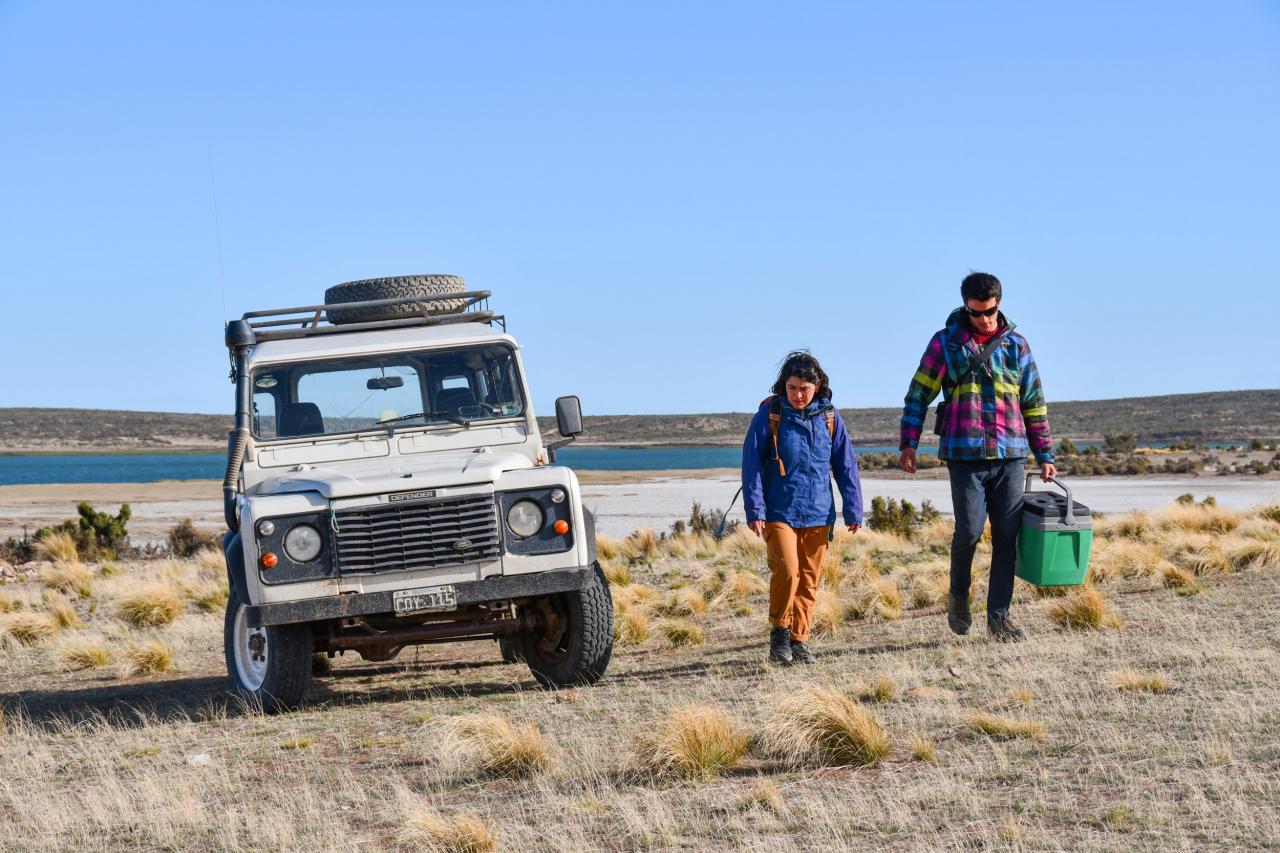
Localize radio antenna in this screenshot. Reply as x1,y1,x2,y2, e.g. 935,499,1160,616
207,145,228,324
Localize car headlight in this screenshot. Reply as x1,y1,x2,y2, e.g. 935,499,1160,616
283,524,323,562
506,499,545,539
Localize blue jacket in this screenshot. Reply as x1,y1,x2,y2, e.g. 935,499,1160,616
742,396,864,528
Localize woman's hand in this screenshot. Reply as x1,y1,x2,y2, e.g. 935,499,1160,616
748,520,766,537
846,523,860,535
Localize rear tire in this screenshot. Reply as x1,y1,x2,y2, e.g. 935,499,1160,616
224,585,312,713
498,636,526,664
522,564,614,688
324,275,468,324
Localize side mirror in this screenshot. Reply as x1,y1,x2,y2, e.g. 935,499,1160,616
555,395,583,437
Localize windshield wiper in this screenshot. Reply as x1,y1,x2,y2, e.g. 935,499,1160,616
378,411,471,429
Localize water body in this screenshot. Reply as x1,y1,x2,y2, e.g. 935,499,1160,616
0,445,926,486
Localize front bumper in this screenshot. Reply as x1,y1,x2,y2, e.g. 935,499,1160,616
247,565,594,627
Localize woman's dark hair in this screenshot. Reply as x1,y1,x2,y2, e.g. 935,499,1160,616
771,350,832,399
961,272,1002,303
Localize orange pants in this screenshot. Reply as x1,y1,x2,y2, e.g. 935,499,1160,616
764,522,830,643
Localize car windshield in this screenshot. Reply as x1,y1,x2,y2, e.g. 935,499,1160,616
250,344,525,440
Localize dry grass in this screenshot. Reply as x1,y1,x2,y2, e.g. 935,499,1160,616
1045,586,1122,630
909,734,937,762
57,637,113,671
1178,542,1232,576
1228,540,1280,572
809,589,843,637
0,592,22,613
3,611,59,645
760,683,890,768
400,800,498,853
117,584,184,628
42,593,82,630
843,577,903,621
724,526,767,559
854,676,898,704
966,712,1046,740
437,713,552,779
658,618,704,647
623,529,659,564
1097,510,1154,540
632,704,750,779
613,606,651,646
120,639,174,676
1157,503,1242,535
1109,670,1174,694
36,561,93,598
1158,561,1200,595
657,587,707,617
600,559,632,587
742,780,786,814
34,531,78,563
1090,540,1161,581
192,546,225,577
710,569,767,605
187,581,229,613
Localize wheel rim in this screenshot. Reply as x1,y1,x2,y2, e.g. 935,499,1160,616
232,604,268,691
530,595,572,663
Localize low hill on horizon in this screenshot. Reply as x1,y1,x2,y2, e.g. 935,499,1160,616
1,389,1277,453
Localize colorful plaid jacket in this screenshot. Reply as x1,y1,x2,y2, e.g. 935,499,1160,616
899,308,1054,464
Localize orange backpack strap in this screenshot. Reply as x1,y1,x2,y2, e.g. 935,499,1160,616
825,407,836,438
768,396,786,477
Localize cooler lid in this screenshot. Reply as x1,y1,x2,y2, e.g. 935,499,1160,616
1022,491,1092,524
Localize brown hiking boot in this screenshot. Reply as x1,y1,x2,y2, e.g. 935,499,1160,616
947,592,971,636
987,611,1027,643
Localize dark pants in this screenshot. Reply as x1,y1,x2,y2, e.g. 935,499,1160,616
948,459,1025,617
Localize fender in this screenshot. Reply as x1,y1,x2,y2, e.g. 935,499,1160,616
222,531,247,599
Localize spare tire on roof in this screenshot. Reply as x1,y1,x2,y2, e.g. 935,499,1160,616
324,274,469,325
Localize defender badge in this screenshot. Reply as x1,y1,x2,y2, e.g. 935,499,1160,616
389,490,438,503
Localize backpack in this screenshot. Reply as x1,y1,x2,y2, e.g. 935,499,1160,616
767,395,836,477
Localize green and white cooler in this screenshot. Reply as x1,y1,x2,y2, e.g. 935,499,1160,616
1015,475,1093,587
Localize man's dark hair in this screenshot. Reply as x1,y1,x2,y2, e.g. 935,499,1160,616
771,350,832,399
961,272,1002,303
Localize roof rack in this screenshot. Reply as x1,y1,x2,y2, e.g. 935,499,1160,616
238,291,505,343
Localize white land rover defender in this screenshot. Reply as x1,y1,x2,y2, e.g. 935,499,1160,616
220,275,613,711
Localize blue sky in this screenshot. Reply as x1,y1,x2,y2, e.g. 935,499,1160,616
1,2,1276,417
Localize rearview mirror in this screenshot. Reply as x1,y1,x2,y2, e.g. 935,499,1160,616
555,396,583,437
367,376,404,390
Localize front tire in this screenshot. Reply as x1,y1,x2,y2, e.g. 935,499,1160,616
224,585,312,713
522,563,614,688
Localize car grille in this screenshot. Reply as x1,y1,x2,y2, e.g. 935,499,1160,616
333,493,501,574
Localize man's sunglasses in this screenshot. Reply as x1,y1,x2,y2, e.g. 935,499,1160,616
965,304,1000,318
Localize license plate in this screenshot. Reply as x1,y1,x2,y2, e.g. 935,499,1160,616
392,585,458,616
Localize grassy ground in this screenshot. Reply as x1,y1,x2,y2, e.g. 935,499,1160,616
2,503,1279,851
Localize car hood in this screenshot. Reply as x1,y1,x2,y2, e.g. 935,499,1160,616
252,449,535,499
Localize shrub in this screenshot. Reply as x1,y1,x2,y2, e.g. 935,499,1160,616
117,585,184,628
76,502,131,557
632,705,750,779
760,684,890,767
121,640,174,675
683,501,738,539
1103,434,1137,454
36,561,93,598
867,497,940,540
1045,586,1121,630
167,519,219,558
439,713,552,779
966,713,1046,740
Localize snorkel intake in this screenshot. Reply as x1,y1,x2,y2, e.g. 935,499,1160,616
223,319,256,532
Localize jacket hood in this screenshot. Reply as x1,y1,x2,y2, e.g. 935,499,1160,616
780,394,834,418
945,306,1016,343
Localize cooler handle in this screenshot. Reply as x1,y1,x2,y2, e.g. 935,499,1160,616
1025,473,1076,527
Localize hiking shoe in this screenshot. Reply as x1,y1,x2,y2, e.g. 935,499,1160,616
768,627,793,665
987,611,1027,643
947,592,972,636
790,639,817,665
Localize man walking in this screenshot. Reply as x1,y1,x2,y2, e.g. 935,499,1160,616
899,272,1055,642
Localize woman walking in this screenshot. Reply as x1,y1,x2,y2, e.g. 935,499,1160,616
742,351,863,665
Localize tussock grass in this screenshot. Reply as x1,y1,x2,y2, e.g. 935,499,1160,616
1090,541,1161,581
724,526,767,559
1180,543,1232,576
595,535,623,561
35,531,78,563
613,606,650,646
0,592,22,613
760,684,890,768
438,713,552,779
632,704,750,779
3,611,59,645
691,532,719,559
660,535,690,559
658,618,704,647
279,737,312,750
1159,561,1200,595
1228,540,1280,572
915,518,954,552
966,712,1046,740
854,676,898,704
120,639,174,675
42,592,82,630
1237,518,1280,541
36,561,93,598
400,801,498,853
623,529,659,564
1045,586,1122,630
188,582,229,613
843,577,903,621
612,583,657,613
117,584,184,628
910,734,937,762
1259,504,1280,523
600,559,632,587
711,569,767,606
193,547,225,578
58,637,113,670
657,587,707,617
809,589,843,637
1157,503,1241,535
742,779,786,814
1110,670,1173,694
1098,510,1154,540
